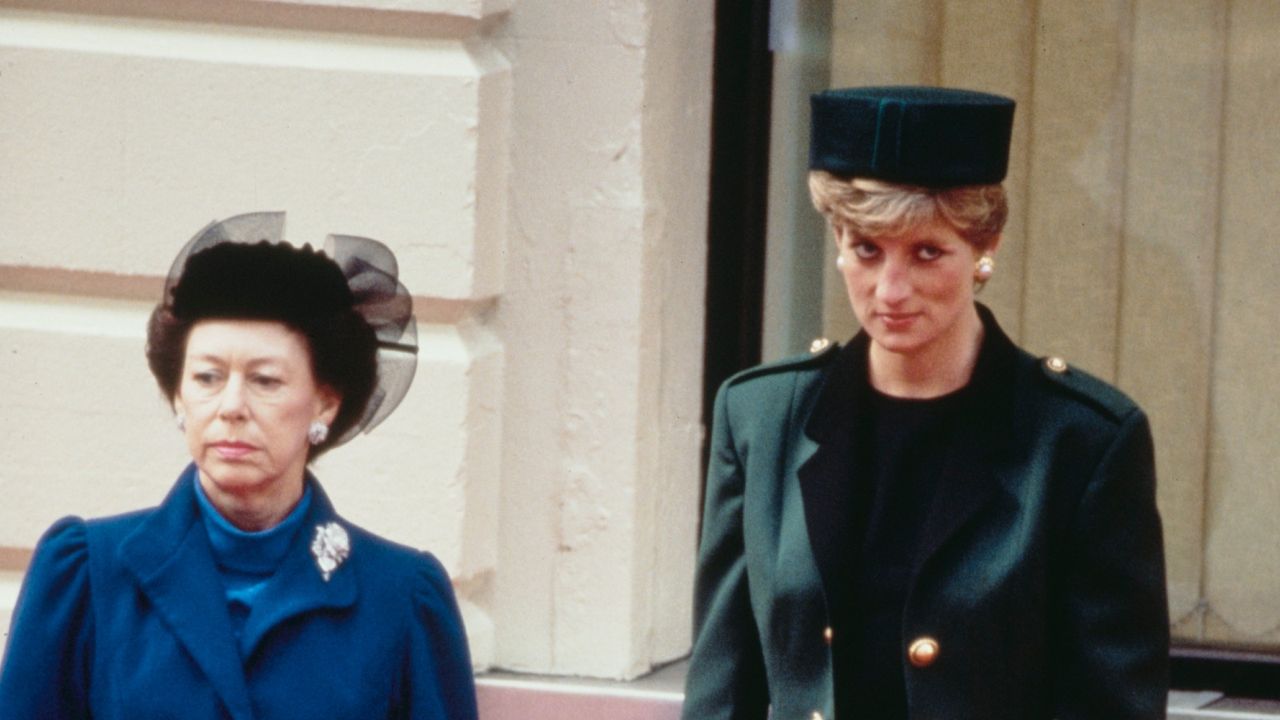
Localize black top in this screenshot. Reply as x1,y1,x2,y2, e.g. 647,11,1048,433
834,336,998,718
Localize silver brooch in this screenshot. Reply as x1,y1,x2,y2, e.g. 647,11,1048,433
310,522,351,582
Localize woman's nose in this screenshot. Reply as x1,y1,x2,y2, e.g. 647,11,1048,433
217,376,248,419
875,260,912,304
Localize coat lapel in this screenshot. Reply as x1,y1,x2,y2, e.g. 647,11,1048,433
119,466,257,720
796,334,869,606
911,305,1020,577
239,479,358,661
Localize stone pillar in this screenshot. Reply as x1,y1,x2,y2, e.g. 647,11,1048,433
491,0,712,679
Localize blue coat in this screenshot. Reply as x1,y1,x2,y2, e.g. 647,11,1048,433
682,306,1169,720
0,467,478,720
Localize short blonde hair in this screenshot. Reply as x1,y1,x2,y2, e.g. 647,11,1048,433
808,170,1007,250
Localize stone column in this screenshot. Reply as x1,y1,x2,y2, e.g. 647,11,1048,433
491,0,712,679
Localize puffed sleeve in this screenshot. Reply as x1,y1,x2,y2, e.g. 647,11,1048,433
0,517,94,719
1053,409,1170,719
681,383,769,720
399,552,478,720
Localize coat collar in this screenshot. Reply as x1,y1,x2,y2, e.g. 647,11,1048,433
119,465,359,719
239,480,358,658
796,304,1020,604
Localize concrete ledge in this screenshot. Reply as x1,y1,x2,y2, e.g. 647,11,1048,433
1170,690,1280,719
476,663,684,720
477,679,680,720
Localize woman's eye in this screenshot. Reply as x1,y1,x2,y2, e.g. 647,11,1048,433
193,371,220,385
916,245,944,261
252,375,283,389
852,242,880,259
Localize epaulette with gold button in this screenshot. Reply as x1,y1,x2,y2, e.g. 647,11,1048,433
1037,355,1136,421
725,336,840,387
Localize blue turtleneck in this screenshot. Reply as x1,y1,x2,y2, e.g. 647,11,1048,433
192,474,312,648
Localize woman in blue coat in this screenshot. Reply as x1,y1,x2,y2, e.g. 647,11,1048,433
0,213,478,719
681,88,1169,719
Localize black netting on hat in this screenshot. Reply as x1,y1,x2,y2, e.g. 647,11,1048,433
325,234,418,445
163,212,288,300
163,212,418,446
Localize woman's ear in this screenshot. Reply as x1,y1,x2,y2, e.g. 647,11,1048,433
985,234,1003,256
316,386,342,426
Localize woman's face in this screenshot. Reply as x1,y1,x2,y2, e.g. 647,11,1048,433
835,216,988,358
175,319,339,501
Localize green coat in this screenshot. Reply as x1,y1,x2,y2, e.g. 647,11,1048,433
682,307,1169,720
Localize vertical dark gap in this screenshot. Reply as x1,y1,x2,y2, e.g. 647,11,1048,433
700,0,774,516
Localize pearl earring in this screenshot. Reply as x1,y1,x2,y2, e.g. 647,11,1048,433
975,255,995,282
836,255,847,270
175,414,186,432
307,421,330,446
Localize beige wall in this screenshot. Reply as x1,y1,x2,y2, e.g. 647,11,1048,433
0,0,711,678
822,0,1280,652
490,0,711,677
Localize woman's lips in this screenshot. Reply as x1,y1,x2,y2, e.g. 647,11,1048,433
877,312,920,331
211,442,256,460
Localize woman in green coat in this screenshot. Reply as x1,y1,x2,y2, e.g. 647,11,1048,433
682,87,1169,720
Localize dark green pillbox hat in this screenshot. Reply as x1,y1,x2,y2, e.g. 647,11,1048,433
810,86,1015,187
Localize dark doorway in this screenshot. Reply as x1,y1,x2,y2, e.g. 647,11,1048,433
700,0,774,498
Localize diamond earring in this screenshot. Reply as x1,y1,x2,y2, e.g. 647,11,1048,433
307,421,330,446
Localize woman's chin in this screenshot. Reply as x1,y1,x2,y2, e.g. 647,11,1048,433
868,331,929,357
197,461,273,495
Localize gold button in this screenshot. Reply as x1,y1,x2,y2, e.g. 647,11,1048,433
907,636,940,668
1045,356,1068,374
822,626,834,644
809,337,831,354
